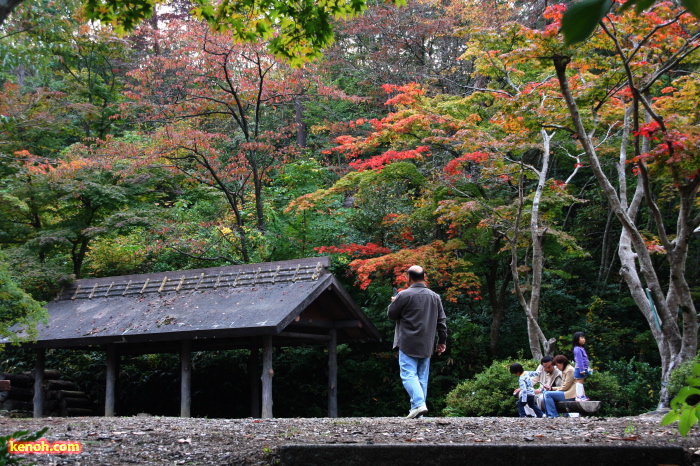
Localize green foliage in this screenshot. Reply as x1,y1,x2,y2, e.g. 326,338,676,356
81,0,161,32
0,427,49,465
444,357,658,418
84,229,150,276
193,0,406,66
620,0,700,18
583,370,622,415
3,0,699,421
595,358,661,416
443,358,535,417
669,354,700,399
448,314,490,372
562,0,700,45
562,0,613,45
265,159,348,261
335,347,407,416
75,0,407,66
662,362,700,437
0,253,47,343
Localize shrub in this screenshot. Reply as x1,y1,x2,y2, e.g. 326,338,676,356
662,361,700,437
668,354,700,400
443,358,535,417
583,370,621,416
593,358,661,416
443,356,660,417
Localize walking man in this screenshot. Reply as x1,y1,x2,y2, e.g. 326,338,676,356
388,265,447,418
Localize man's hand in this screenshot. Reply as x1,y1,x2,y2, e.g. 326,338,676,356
435,343,446,355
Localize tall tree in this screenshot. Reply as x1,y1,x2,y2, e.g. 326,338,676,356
323,0,471,96
520,2,699,406
301,77,588,358
127,19,353,262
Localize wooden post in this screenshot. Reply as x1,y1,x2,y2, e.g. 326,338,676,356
248,347,261,418
261,335,273,418
328,328,338,418
105,344,118,417
180,339,192,418
33,348,45,418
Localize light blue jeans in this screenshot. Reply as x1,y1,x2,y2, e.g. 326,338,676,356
542,390,574,417
399,350,430,409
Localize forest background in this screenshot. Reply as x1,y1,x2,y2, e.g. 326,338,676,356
0,0,699,419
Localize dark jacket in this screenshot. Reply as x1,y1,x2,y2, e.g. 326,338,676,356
387,283,447,359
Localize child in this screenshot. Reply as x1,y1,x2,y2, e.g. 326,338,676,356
510,363,545,418
572,331,590,401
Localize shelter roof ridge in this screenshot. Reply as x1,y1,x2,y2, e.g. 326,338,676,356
57,262,325,302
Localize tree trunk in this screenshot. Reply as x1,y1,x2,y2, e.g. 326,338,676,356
295,99,307,148
0,0,24,26
486,232,511,356
596,207,615,290
553,55,698,408
510,130,557,360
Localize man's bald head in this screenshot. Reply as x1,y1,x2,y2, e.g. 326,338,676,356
407,265,425,282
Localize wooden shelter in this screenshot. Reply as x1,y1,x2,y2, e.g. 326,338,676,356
6,257,381,419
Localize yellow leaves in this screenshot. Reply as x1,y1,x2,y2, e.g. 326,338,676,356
466,113,482,123
500,115,528,134
285,172,366,214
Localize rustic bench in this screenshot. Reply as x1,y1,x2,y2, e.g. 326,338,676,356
555,400,601,416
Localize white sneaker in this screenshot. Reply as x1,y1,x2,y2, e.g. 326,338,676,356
406,405,428,419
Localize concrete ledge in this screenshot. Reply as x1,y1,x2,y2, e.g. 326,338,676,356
278,444,687,466
555,400,601,414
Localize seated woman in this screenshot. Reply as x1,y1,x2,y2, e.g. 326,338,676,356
542,354,576,417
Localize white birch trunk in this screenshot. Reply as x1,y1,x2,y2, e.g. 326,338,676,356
510,129,558,360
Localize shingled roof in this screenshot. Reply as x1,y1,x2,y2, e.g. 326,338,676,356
11,256,381,353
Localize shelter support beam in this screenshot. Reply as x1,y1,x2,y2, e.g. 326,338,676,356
291,319,362,329
33,348,45,418
249,347,261,418
261,336,273,418
278,331,331,341
328,328,338,418
180,339,192,417
105,344,119,416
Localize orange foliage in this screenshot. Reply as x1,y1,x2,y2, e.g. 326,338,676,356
348,241,481,302
350,146,431,172
443,152,490,177
382,83,425,107
315,243,392,258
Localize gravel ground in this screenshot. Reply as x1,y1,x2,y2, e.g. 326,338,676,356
2,411,699,465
